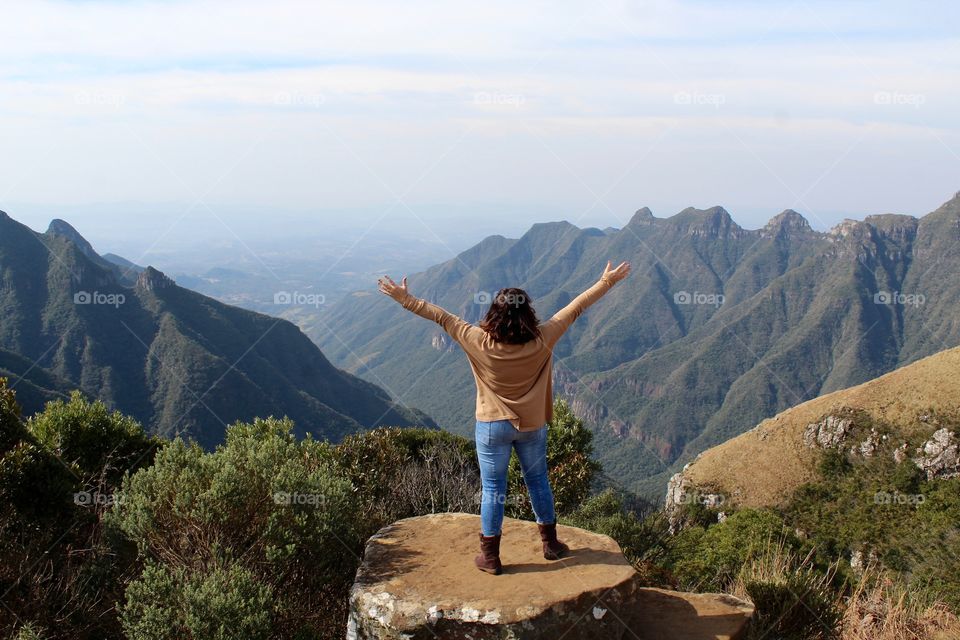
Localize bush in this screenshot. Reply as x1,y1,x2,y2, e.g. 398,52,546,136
332,426,480,534
563,489,676,587
27,391,160,483
563,490,668,563
666,509,801,591
121,561,273,640
0,377,25,454
0,384,157,640
507,398,601,519
110,417,362,639
335,401,601,530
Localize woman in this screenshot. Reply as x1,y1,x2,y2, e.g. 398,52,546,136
377,259,631,575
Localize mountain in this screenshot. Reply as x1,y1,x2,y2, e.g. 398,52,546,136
0,210,434,447
0,347,73,411
669,345,960,509
317,192,960,497
46,218,141,286
101,252,144,276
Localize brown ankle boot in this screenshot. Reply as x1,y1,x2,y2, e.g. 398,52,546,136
474,533,502,575
538,522,570,560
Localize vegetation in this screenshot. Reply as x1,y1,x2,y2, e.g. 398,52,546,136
781,411,960,610
0,383,160,639
110,417,361,639
0,386,608,639
1,379,958,639
653,409,960,639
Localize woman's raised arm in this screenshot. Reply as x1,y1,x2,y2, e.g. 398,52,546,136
378,275,478,346
539,260,630,347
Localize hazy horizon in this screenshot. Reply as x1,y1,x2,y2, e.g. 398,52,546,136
6,189,957,271
2,0,959,269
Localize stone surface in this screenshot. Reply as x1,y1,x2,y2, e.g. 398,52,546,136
665,470,727,532
913,428,960,479
627,589,756,640
802,414,853,449
347,512,753,639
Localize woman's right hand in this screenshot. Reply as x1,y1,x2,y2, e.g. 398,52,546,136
378,274,409,301
602,260,631,284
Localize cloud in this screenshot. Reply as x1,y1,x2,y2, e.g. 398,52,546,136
0,0,958,228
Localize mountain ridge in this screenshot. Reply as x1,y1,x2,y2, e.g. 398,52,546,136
0,210,435,446
317,191,960,497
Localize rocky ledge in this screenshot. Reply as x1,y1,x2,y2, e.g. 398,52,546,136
347,512,753,639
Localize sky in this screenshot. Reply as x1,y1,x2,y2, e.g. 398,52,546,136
1,0,959,258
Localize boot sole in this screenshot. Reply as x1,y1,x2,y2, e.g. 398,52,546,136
477,565,502,575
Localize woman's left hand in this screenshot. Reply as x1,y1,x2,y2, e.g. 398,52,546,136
377,275,409,301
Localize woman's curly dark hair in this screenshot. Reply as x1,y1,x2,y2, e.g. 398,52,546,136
479,288,541,344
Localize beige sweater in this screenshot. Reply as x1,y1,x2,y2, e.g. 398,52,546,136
398,275,616,431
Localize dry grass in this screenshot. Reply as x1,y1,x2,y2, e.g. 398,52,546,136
727,539,830,602
685,346,960,508
841,568,960,640
728,544,960,640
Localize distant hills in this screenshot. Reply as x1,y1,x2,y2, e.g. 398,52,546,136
318,191,960,496
0,211,434,447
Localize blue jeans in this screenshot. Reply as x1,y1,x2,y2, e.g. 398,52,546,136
475,419,557,536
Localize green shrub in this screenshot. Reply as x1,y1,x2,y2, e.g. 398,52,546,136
507,398,601,519
332,426,480,534
121,561,273,640
27,391,160,483
666,509,800,591
336,401,601,529
562,489,668,564
332,426,409,512
0,381,77,523
0,383,156,639
0,377,25,454
817,449,851,477
110,417,361,639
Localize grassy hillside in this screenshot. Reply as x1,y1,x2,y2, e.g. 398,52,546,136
681,345,960,508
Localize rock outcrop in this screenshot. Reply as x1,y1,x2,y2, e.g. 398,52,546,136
913,428,960,479
347,512,753,639
665,468,728,531
136,266,175,291
802,414,853,449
